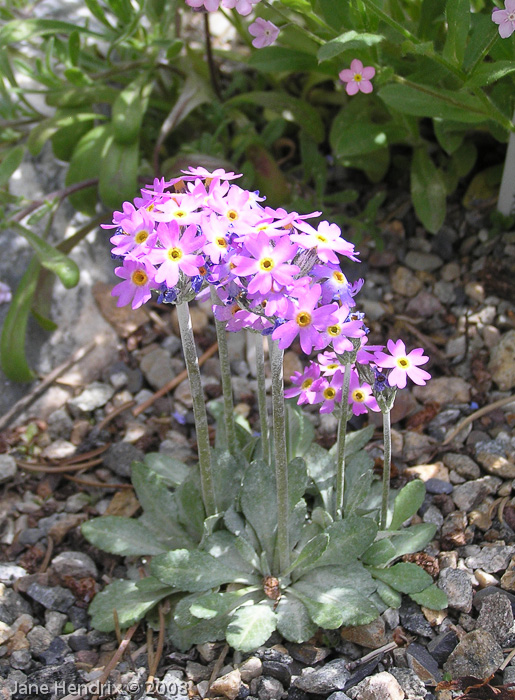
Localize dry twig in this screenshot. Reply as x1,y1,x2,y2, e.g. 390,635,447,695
443,394,515,445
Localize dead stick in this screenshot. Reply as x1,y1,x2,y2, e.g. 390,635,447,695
63,475,132,489
0,340,97,431
38,536,54,574
16,457,104,473
133,341,219,417
443,394,515,445
97,400,136,431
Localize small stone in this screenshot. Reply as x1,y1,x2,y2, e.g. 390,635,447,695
465,281,485,303
140,348,175,390
482,325,501,349
51,551,98,580
443,630,503,678
0,455,17,483
185,661,210,683
404,462,449,482
443,453,481,480
477,452,515,479
405,291,444,317
44,611,68,636
405,251,443,272
412,377,471,404
103,442,145,478
425,478,453,495
475,570,499,588
489,330,515,390
452,480,491,511
427,630,459,665
406,643,442,684
340,617,387,649
466,545,515,573
401,434,437,463
26,583,75,613
286,643,331,666
347,672,405,700
434,280,456,304
10,649,32,671
38,636,72,665
391,266,422,297
294,660,350,694
422,504,444,529
0,585,33,625
388,668,426,700
437,568,473,613
327,694,352,700
0,621,13,644
0,564,27,584
196,642,222,663
209,669,242,700
441,262,461,281
399,600,433,638
65,492,91,513
174,380,194,408
476,591,514,644
253,676,285,700
67,382,114,415
47,408,73,440
262,660,291,687
27,625,53,655
41,439,76,460
239,657,263,683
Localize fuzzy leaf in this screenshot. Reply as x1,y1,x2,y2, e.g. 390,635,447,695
88,579,173,632
98,132,139,210
203,531,260,574
27,112,100,156
305,442,335,512
378,84,488,123
286,533,329,577
411,147,447,233
375,580,402,609
388,479,426,530
212,449,247,512
143,453,190,487
336,425,375,458
66,124,110,215
362,523,437,566
410,584,448,610
241,459,277,561
309,516,378,570
150,549,255,592
368,562,433,594
466,60,515,88
170,594,229,651
81,516,168,555
343,450,375,515
189,588,259,620
286,402,315,459
443,0,470,67
175,471,206,541
288,457,309,511
226,603,277,652
275,595,317,643
318,30,384,62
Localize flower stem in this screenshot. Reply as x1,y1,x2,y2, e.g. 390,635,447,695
210,288,237,454
268,338,290,574
176,301,217,516
380,409,392,530
204,12,222,101
254,333,270,464
335,361,351,520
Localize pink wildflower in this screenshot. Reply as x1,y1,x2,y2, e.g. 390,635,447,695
148,222,206,288
222,0,261,16
312,371,343,414
339,59,375,96
248,18,280,48
492,1,515,37
112,258,156,309
374,339,431,390
348,371,379,416
185,0,221,11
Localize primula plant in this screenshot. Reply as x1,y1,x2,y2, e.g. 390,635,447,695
82,168,446,652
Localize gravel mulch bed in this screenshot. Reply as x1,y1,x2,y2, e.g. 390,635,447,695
0,197,515,700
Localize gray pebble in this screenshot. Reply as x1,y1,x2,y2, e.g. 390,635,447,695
466,545,515,573
67,381,114,415
388,667,426,700
0,564,27,584
405,251,443,272
253,675,285,700
427,630,459,665
444,629,503,678
51,551,98,580
27,625,53,655
476,591,514,644
0,586,33,625
103,442,145,478
26,583,75,613
294,659,350,694
0,454,17,484
443,453,481,480
10,649,32,671
437,568,473,613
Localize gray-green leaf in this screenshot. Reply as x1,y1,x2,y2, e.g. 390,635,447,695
368,562,433,594
275,595,317,643
88,579,173,632
410,584,448,610
150,549,255,592
226,603,277,652
81,516,167,556
388,479,426,531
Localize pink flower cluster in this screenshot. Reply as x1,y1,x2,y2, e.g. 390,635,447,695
186,0,260,16
105,167,430,415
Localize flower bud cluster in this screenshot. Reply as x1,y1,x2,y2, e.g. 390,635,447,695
105,167,431,415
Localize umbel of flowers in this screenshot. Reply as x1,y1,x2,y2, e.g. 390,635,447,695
84,168,443,652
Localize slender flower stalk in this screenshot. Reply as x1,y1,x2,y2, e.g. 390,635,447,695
254,333,270,464
176,302,217,516
211,287,238,454
268,338,290,574
380,409,392,530
334,361,351,520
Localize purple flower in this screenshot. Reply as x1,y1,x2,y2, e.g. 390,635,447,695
492,1,515,38
285,362,321,404
348,371,379,416
312,371,344,414
292,220,359,264
148,222,205,288
339,59,375,96
232,232,299,295
112,258,156,309
374,339,431,389
249,18,279,48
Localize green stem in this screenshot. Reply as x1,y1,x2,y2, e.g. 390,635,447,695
380,409,392,530
254,333,270,464
268,338,290,574
466,30,498,76
204,12,222,101
176,301,217,517
210,288,237,455
472,87,515,133
392,75,490,120
335,362,351,520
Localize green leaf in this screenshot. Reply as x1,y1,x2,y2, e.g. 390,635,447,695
81,516,168,556
433,119,467,155
226,602,277,652
98,132,139,211
286,402,316,459
0,258,39,382
241,459,277,562
410,584,448,609
131,462,194,549
310,516,378,570
66,124,110,215
411,147,447,233
13,224,79,289
150,549,255,592
249,47,317,73
227,91,324,144
362,523,437,566
376,580,402,608
143,453,190,487
189,588,259,620
27,112,100,156
88,579,173,632
112,77,152,145
275,595,317,643
368,562,433,594
378,84,488,123
343,425,375,457
318,31,384,62
0,18,102,45
388,479,426,531
463,14,498,73
170,594,229,650
203,531,260,574
343,451,375,516
175,471,206,541
466,61,515,88
0,146,24,187
212,449,247,512
304,442,335,512
285,532,329,577
443,0,470,67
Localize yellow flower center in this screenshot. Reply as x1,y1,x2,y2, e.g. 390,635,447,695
227,209,238,221
259,257,275,271
134,230,149,244
316,234,327,243
326,363,339,371
323,387,336,400
146,204,154,212
354,73,362,82
168,247,183,261
173,210,186,219
352,389,365,403
333,271,344,282
396,357,410,369
131,270,148,286
327,324,341,337
216,237,227,248
301,378,313,390
296,311,311,327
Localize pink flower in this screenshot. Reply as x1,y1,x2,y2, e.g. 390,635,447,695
112,258,156,309
248,18,279,48
222,0,261,16
148,222,206,288
185,0,221,11
374,339,431,390
339,59,375,96
492,1,515,38
348,371,379,416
